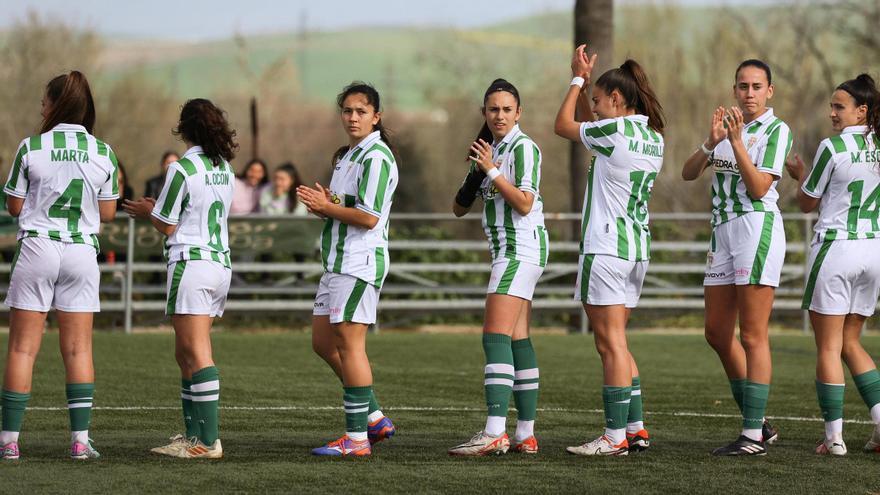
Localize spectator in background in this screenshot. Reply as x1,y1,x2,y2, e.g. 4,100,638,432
259,162,306,215
143,150,179,199
230,158,269,215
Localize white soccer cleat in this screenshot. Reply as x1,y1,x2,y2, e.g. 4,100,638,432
816,436,847,456
70,439,101,460
863,424,880,453
177,438,223,459
566,435,629,456
150,434,189,457
448,431,510,456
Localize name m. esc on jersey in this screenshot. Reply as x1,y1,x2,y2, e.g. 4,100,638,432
852,150,880,164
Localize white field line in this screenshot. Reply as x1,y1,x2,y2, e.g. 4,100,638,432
23,405,875,425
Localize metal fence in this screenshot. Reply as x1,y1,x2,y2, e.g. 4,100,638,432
0,212,820,334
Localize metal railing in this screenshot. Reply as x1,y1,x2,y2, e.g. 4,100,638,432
0,212,820,333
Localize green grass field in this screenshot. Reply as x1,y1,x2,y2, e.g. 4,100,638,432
1,331,879,494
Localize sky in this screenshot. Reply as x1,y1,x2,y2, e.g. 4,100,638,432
0,0,785,41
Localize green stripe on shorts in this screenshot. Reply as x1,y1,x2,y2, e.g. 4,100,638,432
749,212,775,285
579,254,595,302
802,230,837,309
167,261,187,315
495,260,520,295
343,279,369,322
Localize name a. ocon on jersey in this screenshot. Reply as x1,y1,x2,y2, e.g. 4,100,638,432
50,149,89,163
205,173,230,186
851,150,880,164
627,139,663,158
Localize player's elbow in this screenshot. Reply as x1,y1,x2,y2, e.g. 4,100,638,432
553,119,568,138
362,215,379,230
6,197,23,217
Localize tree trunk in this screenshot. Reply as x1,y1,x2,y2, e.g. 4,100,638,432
571,0,614,218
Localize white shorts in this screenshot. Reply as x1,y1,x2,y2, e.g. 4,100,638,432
166,260,231,317
803,238,880,317
487,258,544,301
5,237,100,312
313,272,380,325
704,211,786,287
574,254,648,308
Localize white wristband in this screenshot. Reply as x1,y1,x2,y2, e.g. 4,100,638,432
570,76,585,88
486,167,502,181
700,141,715,156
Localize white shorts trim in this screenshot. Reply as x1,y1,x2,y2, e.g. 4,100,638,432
486,258,543,301
166,260,231,317
704,212,786,287
574,254,647,308
803,238,880,317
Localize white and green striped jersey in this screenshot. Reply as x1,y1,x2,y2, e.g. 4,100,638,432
802,126,880,242
476,124,548,267
578,115,663,261
708,108,793,227
151,146,234,268
321,131,398,288
4,123,119,250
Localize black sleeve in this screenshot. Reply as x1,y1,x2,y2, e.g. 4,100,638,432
454,166,486,208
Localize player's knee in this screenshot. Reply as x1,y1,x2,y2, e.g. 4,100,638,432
8,343,39,361
594,338,628,360
704,328,730,351
739,331,768,353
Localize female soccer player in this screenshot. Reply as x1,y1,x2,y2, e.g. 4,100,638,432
447,79,547,456
298,82,398,457
681,59,792,456
554,46,664,456
786,74,880,456
124,98,236,459
1,71,118,460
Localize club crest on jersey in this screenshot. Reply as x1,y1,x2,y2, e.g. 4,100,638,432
330,193,341,205
747,137,758,149
50,149,88,163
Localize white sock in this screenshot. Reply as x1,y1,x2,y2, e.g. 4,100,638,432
742,428,763,442
485,416,506,437
604,427,626,445
871,403,880,424
514,420,534,442
626,421,644,434
348,431,368,442
71,430,89,445
367,410,384,424
0,431,19,444
824,419,843,441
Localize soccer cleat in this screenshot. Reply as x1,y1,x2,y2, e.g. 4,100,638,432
566,435,629,456
863,424,880,453
178,438,223,459
368,416,396,445
627,429,651,452
70,440,101,460
511,436,538,454
311,435,371,457
2,442,20,460
448,431,510,456
762,419,779,445
150,434,189,457
815,437,847,456
711,435,766,456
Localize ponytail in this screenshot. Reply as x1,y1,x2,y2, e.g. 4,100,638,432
173,98,238,166
838,74,880,137
595,60,666,134
468,78,521,160
40,70,96,134
333,81,396,164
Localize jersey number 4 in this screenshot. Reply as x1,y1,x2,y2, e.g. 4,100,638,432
48,179,84,231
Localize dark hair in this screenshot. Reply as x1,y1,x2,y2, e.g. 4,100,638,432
837,74,880,136
275,162,303,213
40,71,96,134
469,78,521,160
173,98,238,166
735,59,772,85
237,158,270,186
332,81,395,164
595,60,666,134
159,150,179,168
116,158,131,201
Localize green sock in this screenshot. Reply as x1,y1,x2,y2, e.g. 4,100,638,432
343,385,372,441
854,369,880,410
511,338,539,422
65,383,94,437
729,378,746,414
181,379,198,438
816,381,845,422
602,386,632,432
1,389,30,434
627,377,644,426
368,390,381,416
482,334,514,436
191,366,220,445
742,381,770,430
